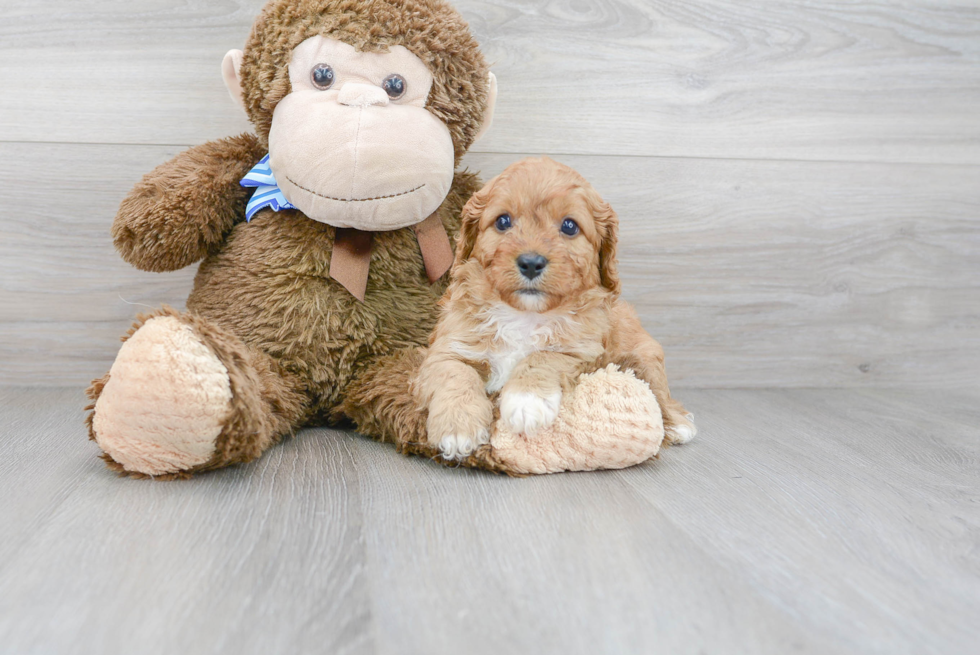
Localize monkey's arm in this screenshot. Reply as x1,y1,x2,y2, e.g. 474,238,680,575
112,133,266,272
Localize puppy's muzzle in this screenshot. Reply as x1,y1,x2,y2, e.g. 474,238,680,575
517,252,548,280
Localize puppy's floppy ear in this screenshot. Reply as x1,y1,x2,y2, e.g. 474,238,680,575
453,175,497,271
582,186,621,295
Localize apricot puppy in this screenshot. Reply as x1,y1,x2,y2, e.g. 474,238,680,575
415,157,696,460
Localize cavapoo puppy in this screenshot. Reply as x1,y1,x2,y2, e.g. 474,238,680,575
415,157,696,460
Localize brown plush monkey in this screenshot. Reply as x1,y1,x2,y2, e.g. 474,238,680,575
87,0,664,478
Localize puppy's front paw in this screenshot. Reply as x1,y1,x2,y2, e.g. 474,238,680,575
426,405,492,461
665,413,698,444
500,390,562,435
437,429,490,461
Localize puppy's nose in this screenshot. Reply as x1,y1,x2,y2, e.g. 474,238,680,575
517,253,548,280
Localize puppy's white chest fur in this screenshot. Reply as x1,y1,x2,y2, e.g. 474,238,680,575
451,304,571,393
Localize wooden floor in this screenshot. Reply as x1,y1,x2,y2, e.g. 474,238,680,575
1,386,977,655
1,1,978,652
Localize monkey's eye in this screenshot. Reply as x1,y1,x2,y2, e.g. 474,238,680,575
311,64,335,90
560,218,580,236
495,214,513,232
382,74,407,99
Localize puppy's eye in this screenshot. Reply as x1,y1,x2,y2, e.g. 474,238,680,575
382,74,407,99
560,217,580,236
495,214,513,231
311,64,335,90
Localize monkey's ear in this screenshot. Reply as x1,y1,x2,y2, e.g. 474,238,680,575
222,49,246,112
472,72,497,144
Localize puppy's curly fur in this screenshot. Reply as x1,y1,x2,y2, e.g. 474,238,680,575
415,157,696,460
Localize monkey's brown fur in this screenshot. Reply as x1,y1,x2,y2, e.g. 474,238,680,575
87,0,497,474
87,0,673,477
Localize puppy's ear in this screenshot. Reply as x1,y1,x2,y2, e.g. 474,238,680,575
453,176,497,271
583,186,621,295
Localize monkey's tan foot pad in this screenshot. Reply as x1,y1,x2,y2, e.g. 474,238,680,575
92,316,233,476
488,365,664,475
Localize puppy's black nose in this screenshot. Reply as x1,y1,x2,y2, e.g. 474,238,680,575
517,253,548,280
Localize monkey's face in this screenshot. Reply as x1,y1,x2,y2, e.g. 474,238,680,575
266,36,456,230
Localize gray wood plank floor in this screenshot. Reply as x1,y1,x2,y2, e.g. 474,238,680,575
2,2,978,651
1,386,977,655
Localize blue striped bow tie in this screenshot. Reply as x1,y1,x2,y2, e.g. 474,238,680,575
240,154,296,221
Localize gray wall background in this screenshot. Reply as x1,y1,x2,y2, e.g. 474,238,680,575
1,0,978,389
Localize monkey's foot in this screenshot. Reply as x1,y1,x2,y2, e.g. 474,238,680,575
91,316,233,476
488,365,663,475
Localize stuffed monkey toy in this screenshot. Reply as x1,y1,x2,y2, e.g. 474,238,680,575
86,0,667,478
